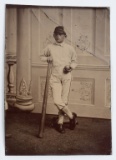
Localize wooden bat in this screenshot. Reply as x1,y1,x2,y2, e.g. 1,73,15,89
38,61,52,138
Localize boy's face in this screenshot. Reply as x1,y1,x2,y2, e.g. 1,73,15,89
54,33,66,43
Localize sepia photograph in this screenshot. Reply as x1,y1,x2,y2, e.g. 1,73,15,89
4,4,111,156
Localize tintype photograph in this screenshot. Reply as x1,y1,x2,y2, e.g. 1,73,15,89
5,4,111,155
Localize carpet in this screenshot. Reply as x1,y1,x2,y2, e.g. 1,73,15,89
5,111,112,155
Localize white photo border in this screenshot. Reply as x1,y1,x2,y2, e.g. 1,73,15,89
0,0,116,160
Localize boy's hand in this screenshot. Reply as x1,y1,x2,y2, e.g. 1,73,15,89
63,65,72,74
47,56,53,63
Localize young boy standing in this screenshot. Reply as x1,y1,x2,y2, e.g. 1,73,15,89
40,26,77,133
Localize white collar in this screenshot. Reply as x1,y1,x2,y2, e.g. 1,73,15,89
54,42,65,47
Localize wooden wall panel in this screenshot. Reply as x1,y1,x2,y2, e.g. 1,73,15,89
69,77,95,105
32,66,111,118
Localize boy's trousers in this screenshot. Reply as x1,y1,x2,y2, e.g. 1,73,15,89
50,72,72,124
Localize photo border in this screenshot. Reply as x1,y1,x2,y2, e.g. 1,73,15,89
0,0,115,160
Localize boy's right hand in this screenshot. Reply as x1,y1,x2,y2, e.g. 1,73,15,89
47,56,53,63
63,65,72,74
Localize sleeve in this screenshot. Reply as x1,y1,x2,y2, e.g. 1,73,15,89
40,45,50,62
70,47,78,69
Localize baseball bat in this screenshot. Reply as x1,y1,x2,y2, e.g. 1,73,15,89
38,61,52,138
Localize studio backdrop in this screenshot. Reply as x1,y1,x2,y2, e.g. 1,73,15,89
5,5,111,119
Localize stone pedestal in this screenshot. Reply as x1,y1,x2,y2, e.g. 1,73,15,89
5,8,17,106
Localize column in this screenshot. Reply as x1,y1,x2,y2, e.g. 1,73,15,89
15,7,34,110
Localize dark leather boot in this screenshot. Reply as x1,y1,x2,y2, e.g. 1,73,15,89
57,124,65,133
70,113,77,130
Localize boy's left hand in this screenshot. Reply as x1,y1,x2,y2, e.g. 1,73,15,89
63,65,72,74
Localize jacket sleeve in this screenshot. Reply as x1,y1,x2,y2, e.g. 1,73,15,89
70,47,78,69
40,45,50,62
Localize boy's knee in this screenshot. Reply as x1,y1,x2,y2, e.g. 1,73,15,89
54,100,65,110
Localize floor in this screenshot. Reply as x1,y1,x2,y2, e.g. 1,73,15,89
5,111,112,155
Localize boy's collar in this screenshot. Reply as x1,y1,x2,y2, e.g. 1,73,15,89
54,42,65,46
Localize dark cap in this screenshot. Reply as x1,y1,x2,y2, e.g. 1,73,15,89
54,26,67,36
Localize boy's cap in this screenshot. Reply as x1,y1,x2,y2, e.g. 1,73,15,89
54,26,67,36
